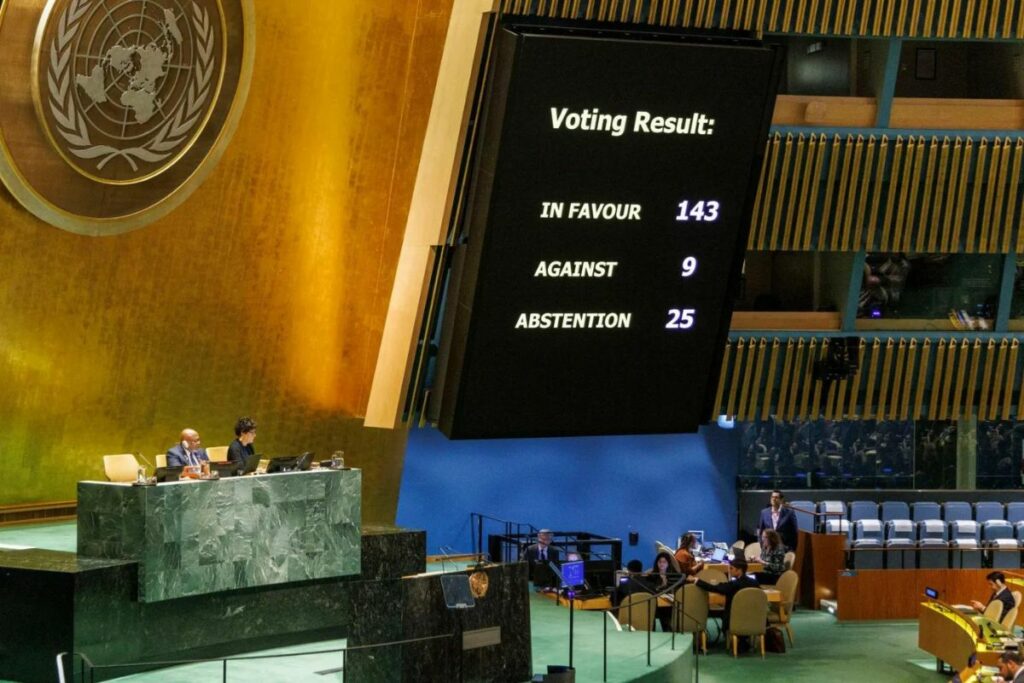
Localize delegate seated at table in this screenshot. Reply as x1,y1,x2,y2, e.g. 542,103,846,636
166,428,209,468
970,571,1015,622
674,533,705,576
227,416,257,464
644,551,677,632
687,557,759,633
755,529,786,585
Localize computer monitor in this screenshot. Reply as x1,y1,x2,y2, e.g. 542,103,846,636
560,560,585,588
266,452,314,474
924,587,939,599
155,466,182,483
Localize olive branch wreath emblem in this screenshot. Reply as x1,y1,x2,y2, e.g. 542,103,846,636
46,0,216,173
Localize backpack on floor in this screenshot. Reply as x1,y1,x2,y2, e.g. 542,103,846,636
765,626,786,653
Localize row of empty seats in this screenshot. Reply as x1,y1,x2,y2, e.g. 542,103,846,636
789,499,1024,569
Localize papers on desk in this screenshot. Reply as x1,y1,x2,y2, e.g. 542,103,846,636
953,604,979,614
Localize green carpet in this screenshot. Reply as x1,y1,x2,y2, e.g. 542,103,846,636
0,523,945,682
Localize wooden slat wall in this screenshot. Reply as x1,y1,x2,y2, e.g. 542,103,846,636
711,335,1024,421
748,134,1024,254
500,0,1024,39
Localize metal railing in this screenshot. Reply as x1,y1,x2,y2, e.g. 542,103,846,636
57,633,455,683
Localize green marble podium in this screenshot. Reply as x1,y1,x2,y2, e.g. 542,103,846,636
77,469,361,602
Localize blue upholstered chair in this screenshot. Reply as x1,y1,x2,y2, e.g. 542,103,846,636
912,502,941,523
849,501,879,523
950,520,981,569
943,501,972,522
881,501,910,524
1007,502,1024,525
917,520,949,569
885,520,916,569
851,519,884,569
789,500,815,534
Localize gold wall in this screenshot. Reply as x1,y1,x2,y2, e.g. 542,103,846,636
0,0,453,519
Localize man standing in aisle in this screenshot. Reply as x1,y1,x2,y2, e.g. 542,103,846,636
757,490,800,552
166,428,209,467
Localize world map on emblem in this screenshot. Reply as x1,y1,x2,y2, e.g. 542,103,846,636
39,0,222,182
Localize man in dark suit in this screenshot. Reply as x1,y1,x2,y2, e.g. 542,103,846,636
970,571,1016,623
166,428,209,468
522,529,561,586
523,529,561,564
757,490,799,552
688,558,760,633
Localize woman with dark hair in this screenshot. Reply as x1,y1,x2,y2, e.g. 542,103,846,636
674,533,705,576
646,551,676,632
227,416,257,465
756,529,786,585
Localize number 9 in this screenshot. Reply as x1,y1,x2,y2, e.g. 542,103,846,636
681,257,698,277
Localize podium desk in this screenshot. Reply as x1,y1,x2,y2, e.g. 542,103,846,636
77,469,361,602
918,601,1014,670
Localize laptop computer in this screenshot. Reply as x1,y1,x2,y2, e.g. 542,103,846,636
709,547,728,563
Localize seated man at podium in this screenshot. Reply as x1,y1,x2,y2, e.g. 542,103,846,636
523,529,560,587
970,571,1016,622
523,529,560,564
166,428,209,468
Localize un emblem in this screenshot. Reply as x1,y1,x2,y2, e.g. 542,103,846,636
0,0,253,234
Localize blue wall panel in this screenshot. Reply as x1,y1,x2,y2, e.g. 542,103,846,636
396,425,740,567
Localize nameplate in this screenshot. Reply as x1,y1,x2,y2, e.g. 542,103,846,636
463,626,501,651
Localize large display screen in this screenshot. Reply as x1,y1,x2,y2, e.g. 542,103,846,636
434,20,780,439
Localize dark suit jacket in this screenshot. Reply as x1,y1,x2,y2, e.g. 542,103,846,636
227,439,255,464
166,444,209,468
757,506,800,551
989,587,1016,622
696,573,760,629
522,544,560,564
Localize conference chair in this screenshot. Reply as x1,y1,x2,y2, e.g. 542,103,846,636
767,570,799,646
881,501,911,524
728,587,769,658
675,583,709,653
989,536,1020,570
618,593,656,632
851,520,884,569
917,520,949,569
788,501,815,533
885,520,917,569
949,520,982,569
912,501,942,524
943,501,973,523
155,454,167,468
975,502,1005,524
824,518,850,545
783,551,795,571
1003,592,1023,633
697,567,728,585
984,600,1004,622
206,446,229,463
103,454,140,483
744,542,762,562
731,540,746,555
849,501,879,523
818,501,847,533
1007,502,1024,526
